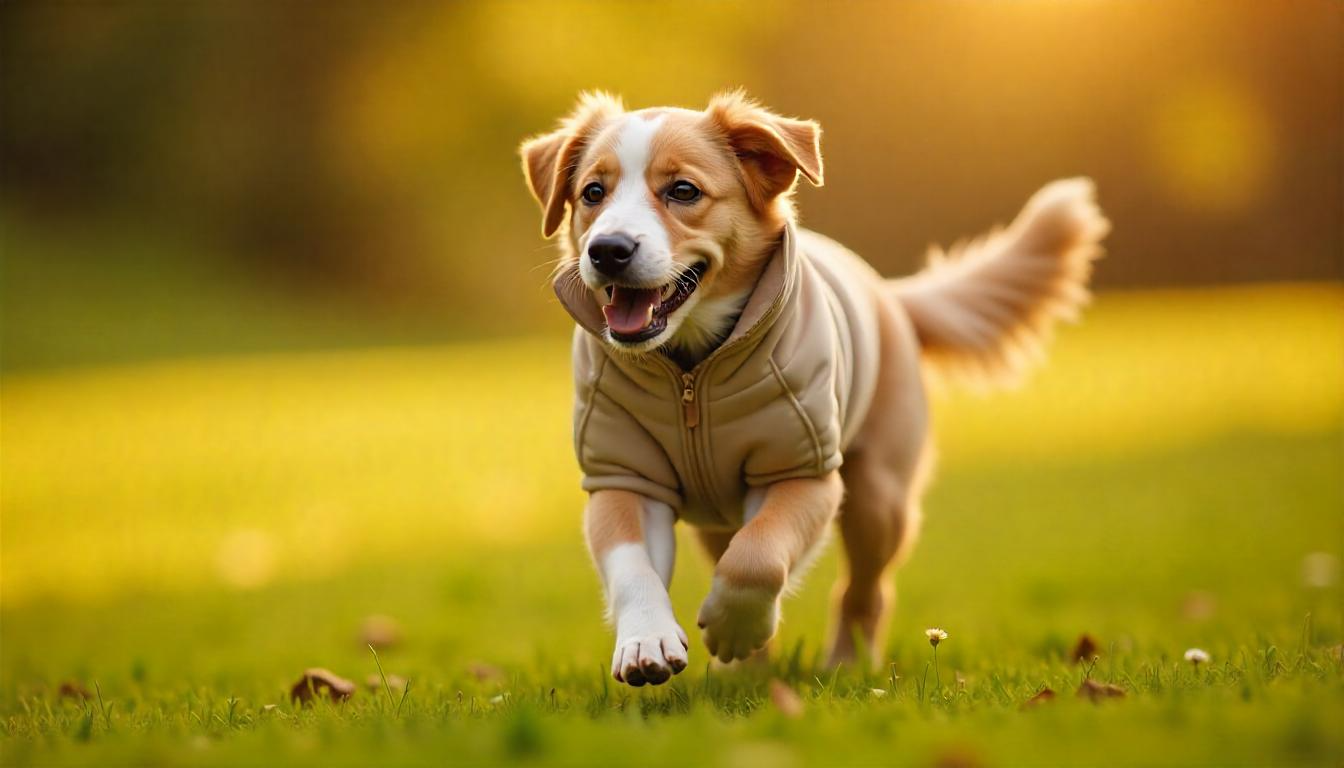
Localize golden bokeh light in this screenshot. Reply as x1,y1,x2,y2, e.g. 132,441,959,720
1146,76,1276,213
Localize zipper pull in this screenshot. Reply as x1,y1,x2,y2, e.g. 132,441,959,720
681,372,699,429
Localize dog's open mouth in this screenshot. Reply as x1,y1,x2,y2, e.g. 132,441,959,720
602,262,708,343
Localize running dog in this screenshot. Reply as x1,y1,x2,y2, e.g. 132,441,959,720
519,91,1109,686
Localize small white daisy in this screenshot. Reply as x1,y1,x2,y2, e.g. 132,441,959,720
1184,648,1210,666
925,628,948,647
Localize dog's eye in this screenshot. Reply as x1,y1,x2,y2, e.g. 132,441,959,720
581,182,605,205
667,181,702,204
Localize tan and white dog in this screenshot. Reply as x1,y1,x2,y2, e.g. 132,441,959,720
520,91,1108,687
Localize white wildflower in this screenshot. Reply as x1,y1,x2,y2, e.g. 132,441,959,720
1184,648,1210,666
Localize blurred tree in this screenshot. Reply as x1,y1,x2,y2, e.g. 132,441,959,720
1,0,1339,335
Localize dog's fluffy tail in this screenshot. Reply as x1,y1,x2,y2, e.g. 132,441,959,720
889,177,1110,387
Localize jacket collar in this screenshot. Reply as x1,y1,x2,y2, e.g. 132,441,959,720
553,221,800,352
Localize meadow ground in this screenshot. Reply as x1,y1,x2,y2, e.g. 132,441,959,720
2,285,1342,767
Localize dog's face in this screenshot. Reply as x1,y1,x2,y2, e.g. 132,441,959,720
521,92,823,354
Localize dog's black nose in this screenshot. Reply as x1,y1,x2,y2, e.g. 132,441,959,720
588,234,638,277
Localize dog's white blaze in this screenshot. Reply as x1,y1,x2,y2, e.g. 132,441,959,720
581,114,673,288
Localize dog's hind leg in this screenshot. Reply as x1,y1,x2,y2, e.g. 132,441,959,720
828,297,934,667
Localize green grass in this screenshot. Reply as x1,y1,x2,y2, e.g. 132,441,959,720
2,285,1342,766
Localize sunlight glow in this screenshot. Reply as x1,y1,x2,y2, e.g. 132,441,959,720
1146,76,1276,213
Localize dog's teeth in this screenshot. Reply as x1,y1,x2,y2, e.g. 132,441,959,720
644,304,655,324
661,284,675,301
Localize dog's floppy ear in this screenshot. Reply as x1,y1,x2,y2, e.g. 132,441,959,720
519,92,625,238
706,90,823,211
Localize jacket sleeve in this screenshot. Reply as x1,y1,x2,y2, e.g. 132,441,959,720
571,331,683,508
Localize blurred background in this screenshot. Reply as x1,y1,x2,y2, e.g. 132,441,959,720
1,6,1341,759
2,0,1339,371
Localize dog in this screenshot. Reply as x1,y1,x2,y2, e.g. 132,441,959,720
519,91,1109,687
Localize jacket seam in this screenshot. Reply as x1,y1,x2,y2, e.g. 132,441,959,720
767,357,825,474
575,353,608,459
694,363,722,511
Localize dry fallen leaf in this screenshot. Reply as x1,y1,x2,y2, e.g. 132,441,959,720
359,615,402,650
289,668,356,705
768,679,804,719
468,662,504,682
57,681,92,700
365,673,408,692
1071,633,1100,663
1076,678,1126,702
932,746,985,768
1021,687,1057,709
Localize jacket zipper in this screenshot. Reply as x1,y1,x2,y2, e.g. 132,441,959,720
662,360,716,511
680,372,699,428
658,260,791,512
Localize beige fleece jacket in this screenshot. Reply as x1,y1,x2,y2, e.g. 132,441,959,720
555,222,881,528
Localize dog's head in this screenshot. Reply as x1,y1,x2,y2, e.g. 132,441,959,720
520,91,823,355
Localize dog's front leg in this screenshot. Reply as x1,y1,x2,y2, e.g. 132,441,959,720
697,472,842,662
585,489,688,686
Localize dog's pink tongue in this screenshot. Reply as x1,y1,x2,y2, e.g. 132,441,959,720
603,286,660,335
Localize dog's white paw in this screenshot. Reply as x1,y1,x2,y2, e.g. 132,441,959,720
611,622,689,687
696,578,780,663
